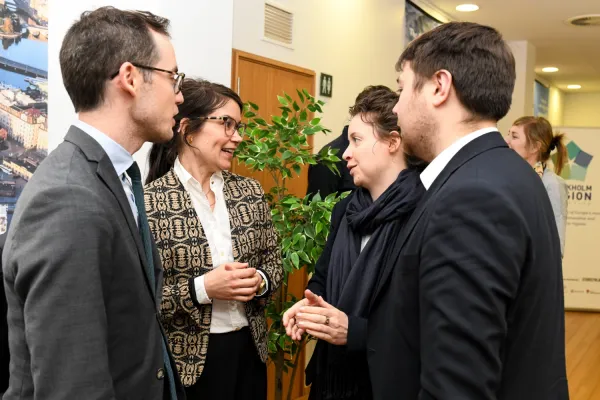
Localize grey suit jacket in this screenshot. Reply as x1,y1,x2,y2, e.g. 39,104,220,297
1,126,185,400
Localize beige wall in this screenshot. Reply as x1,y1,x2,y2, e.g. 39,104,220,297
563,92,600,128
233,0,408,153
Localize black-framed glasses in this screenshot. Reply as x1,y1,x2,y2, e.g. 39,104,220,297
191,116,246,136
109,63,185,94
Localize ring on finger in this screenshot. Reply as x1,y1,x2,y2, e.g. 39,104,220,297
324,315,330,325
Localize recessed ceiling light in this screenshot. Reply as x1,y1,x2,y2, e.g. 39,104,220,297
542,67,559,73
456,4,479,12
567,85,582,89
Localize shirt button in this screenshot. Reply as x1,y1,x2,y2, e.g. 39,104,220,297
156,368,164,380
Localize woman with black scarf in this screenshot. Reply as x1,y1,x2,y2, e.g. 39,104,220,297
283,85,427,399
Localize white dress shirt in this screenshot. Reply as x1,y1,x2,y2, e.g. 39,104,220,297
173,158,267,334
420,127,498,190
73,120,137,223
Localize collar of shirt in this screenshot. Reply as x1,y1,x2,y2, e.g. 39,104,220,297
420,126,498,190
73,119,134,178
173,157,225,194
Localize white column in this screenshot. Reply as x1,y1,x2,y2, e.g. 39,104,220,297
497,40,536,135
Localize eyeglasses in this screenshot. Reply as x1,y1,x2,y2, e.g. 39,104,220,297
191,116,246,136
109,63,185,94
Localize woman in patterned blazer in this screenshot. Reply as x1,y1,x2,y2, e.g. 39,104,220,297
144,78,283,400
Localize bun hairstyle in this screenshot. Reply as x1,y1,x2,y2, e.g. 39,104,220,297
512,116,567,175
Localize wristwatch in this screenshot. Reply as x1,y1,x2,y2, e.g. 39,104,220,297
257,277,267,295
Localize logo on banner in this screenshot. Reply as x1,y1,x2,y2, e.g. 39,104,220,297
556,140,593,181
556,140,594,201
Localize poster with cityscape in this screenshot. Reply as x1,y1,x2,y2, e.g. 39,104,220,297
0,0,47,234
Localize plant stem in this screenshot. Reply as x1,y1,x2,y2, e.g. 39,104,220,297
286,337,306,400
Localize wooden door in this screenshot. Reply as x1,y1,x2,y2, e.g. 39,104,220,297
231,49,314,400
231,49,315,197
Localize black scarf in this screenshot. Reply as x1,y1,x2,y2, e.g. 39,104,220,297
308,168,425,400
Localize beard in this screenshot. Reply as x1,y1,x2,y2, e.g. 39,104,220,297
401,111,438,163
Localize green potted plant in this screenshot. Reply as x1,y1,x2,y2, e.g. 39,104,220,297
235,89,348,400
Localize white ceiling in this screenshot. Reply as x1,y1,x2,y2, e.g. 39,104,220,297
424,0,600,93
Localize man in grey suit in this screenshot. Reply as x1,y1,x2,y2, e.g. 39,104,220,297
2,7,186,400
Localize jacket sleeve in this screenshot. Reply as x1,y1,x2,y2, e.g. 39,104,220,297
255,186,283,299
7,185,118,399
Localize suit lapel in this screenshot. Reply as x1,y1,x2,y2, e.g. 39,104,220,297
167,170,214,268
370,132,509,306
64,126,156,300
223,173,242,262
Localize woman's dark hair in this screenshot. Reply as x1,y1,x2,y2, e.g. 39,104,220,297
512,116,567,175
145,78,243,184
349,85,428,171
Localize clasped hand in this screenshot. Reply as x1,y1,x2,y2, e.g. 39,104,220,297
204,262,262,302
282,289,348,346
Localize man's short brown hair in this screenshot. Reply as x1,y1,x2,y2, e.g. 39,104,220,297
397,22,515,122
59,6,171,112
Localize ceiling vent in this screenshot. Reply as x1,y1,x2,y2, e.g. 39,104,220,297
264,3,293,46
566,14,600,27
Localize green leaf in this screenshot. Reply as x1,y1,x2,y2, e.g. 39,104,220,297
277,95,289,106
282,150,294,160
292,101,300,112
244,111,256,118
291,252,300,268
255,118,268,126
292,232,303,245
310,118,321,126
248,101,259,111
293,164,302,176
298,249,310,262
316,222,324,235
299,110,308,122
249,145,261,153
296,89,305,103
305,224,315,239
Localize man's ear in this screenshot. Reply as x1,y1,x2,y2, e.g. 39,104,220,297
430,69,453,107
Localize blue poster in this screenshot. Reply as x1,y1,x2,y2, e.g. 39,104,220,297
0,0,48,232
534,80,549,119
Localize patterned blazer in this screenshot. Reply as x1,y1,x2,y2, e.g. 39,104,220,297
144,169,283,387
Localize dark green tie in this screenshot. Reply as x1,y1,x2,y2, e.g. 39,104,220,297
127,162,178,400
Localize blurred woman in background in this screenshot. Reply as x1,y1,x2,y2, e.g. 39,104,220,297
506,116,568,256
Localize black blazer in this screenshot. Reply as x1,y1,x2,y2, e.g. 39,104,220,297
367,132,568,400
306,126,356,198
2,126,185,400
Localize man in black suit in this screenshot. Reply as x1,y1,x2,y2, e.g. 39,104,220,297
306,125,356,198
367,22,568,399
2,7,186,400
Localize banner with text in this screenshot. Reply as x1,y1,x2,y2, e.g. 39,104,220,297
554,126,600,311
